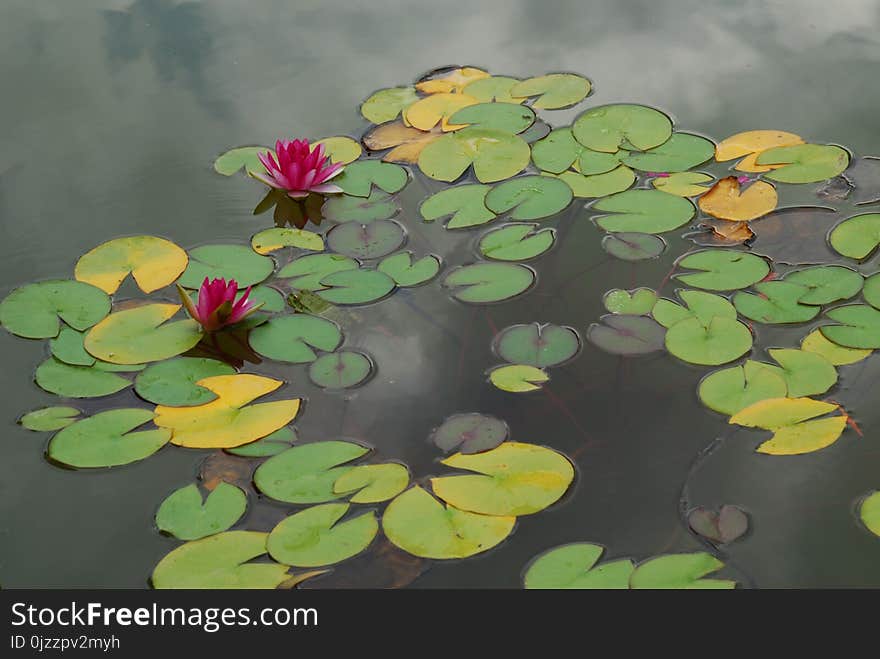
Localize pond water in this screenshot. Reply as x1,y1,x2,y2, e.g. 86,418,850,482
2,0,880,588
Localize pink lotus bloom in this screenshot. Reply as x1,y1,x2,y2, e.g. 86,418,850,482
177,278,262,332
252,139,344,199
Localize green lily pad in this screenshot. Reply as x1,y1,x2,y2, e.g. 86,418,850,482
430,413,508,454
0,280,110,339
419,184,496,229
382,486,515,559
19,406,81,432
333,463,410,503
652,290,736,329
267,503,377,568
134,357,235,406
48,408,170,468
573,104,672,153
248,285,285,312
308,351,373,389
601,232,666,261
510,73,591,109
698,361,788,416
860,491,880,537
443,263,535,303
524,543,634,589
756,144,850,183
652,172,714,197
254,440,370,504
531,128,593,174
226,427,297,458
820,305,880,349
485,175,573,220
592,190,695,234
577,148,630,175
828,213,880,260
213,146,269,176
621,133,714,172
326,220,406,260
478,223,555,261
587,315,666,355
156,483,248,541
316,269,396,305
800,329,872,365
152,531,289,589
50,326,97,366
251,228,324,254
863,272,880,309
418,127,530,183
378,252,442,286
665,316,753,366
178,245,274,289
335,160,409,198
448,102,535,134
629,553,735,589
322,190,400,223
494,323,580,367
277,254,359,290
783,265,863,305
764,348,837,397
489,364,549,392
603,288,657,315
35,357,131,398
462,76,522,103
548,167,635,199
733,281,821,324
360,86,420,123
676,250,770,291
249,314,342,363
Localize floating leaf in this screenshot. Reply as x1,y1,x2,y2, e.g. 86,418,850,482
431,413,508,454
267,503,377,567
134,357,235,406
489,364,549,392
156,483,247,541
592,190,695,234
277,254,359,290
783,265,862,305
698,361,788,416
652,172,714,197
485,176,572,220
213,146,269,176
729,397,846,455
248,285,285,313
431,442,574,516
733,281,821,324
676,250,770,291
35,357,130,398
362,121,442,164
382,486,515,559
154,374,301,449
50,327,97,366
530,128,596,174
462,75,522,103
226,427,297,458
444,263,535,303
478,223,555,261
326,220,406,260
800,329,871,366
322,190,400,223
313,136,362,165
509,73,591,109
19,406,80,432
630,553,735,589
665,316,753,366
316,269,396,305
860,491,880,537
756,144,849,183
251,228,324,255
308,351,372,389
764,348,837,397
652,290,736,329
254,440,370,504
621,133,714,172
573,104,672,153
84,303,202,364
418,127,530,183
74,236,188,295
152,531,289,589
0,280,110,339
603,288,657,315
828,213,880,260
378,252,441,286
178,245,274,289
360,86,420,124
601,232,666,261
419,184,496,229
415,67,490,94
698,177,778,222
715,130,804,172
249,314,342,362
48,408,170,468
333,464,410,503
820,305,880,349
688,505,749,545
448,103,535,134
524,543,633,589
549,167,634,199
494,323,580,367
587,315,666,355
335,160,409,198
403,92,478,131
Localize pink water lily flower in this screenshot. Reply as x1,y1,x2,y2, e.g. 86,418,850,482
177,278,262,332
252,139,344,199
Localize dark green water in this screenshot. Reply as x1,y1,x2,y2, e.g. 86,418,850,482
2,0,880,588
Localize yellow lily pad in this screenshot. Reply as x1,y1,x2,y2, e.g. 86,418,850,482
313,136,362,164
75,236,188,295
404,93,479,131
698,177,778,222
729,397,847,455
415,67,490,94
714,130,804,173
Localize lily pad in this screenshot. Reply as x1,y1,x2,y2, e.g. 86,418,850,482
733,281,821,324
267,503,377,568
485,176,572,220
322,190,400,224
820,304,880,349
213,146,269,176
714,130,804,173
50,327,98,366
652,172,714,197
494,323,580,367
587,315,666,355
363,121,442,164
0,280,110,339
800,329,872,365
156,483,247,541
859,491,880,537
448,102,535,134
603,288,657,315
314,136,362,165
430,442,574,516
308,351,373,389
178,245,274,289
524,543,633,589
277,254,359,290
378,252,442,286
430,413,509,454
573,104,672,153
729,397,846,455
698,178,778,222
688,505,749,545
530,128,593,174
35,357,131,398
630,553,735,589
444,263,535,303
75,236,189,294
478,224,555,261
621,133,714,173
863,272,880,310
756,144,850,183
19,406,80,432
764,348,837,397
333,463,410,503
510,73,591,109
326,220,406,260
248,285,285,313
254,440,370,504
783,265,863,305
134,357,235,406
462,76,523,103
601,232,666,261
549,167,634,199
316,269,396,305
48,408,170,468
665,316,753,366
381,486,515,559
592,190,695,234
360,86,420,124
698,361,788,416
419,184,496,229
249,314,342,362
828,213,880,260
404,92,478,131
418,127,530,183
251,228,324,255
335,160,409,198
226,427,297,458
652,290,736,329
676,250,770,291
489,364,549,392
